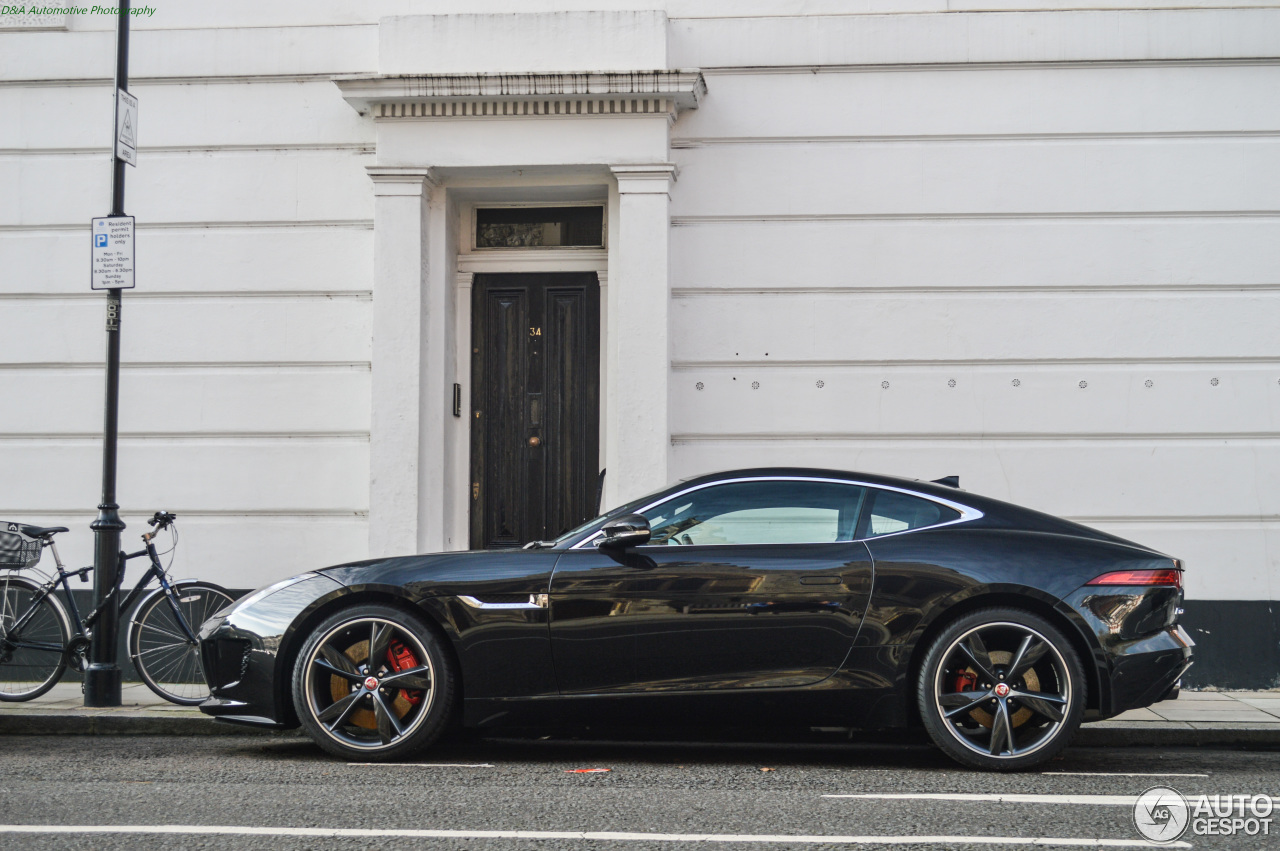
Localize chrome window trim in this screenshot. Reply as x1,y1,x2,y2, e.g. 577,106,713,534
568,476,983,550
458,594,548,610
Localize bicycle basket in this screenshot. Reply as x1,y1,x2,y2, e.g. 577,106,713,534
0,526,41,569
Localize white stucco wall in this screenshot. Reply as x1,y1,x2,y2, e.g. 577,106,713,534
1,2,1277,607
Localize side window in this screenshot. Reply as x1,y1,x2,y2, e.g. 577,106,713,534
859,489,960,538
642,480,866,546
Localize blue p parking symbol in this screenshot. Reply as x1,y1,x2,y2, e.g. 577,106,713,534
95,233,109,248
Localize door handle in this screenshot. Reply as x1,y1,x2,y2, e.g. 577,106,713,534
800,576,841,586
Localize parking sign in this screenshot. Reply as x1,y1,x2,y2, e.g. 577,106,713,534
90,216,135,290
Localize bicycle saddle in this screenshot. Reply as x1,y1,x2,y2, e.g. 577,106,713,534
11,524,68,538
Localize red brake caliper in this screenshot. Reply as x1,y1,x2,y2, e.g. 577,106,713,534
954,670,978,693
387,640,423,705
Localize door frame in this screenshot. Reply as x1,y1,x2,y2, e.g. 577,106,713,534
451,197,610,551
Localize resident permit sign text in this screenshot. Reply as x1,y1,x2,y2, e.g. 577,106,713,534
91,216,135,290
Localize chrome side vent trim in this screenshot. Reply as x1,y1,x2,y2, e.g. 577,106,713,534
458,594,548,610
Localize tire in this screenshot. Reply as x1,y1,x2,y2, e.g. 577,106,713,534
128,580,236,705
0,575,71,701
917,607,1086,771
292,603,456,761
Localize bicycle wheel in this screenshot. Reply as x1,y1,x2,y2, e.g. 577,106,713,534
0,575,71,701
128,580,236,705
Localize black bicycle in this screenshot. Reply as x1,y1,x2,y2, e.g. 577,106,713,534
0,511,236,705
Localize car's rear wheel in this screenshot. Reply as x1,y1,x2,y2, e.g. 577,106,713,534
292,604,455,761
917,607,1085,771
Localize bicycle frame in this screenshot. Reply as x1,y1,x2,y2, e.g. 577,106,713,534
2,530,198,656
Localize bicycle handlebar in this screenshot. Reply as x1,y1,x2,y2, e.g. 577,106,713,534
148,511,176,529
142,511,177,542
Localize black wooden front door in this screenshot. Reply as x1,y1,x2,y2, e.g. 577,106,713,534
471,273,600,549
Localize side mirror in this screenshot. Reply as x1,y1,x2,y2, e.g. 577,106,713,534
597,514,651,549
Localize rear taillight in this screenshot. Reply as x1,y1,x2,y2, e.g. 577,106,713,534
1086,569,1182,588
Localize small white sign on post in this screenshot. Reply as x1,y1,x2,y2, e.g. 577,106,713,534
115,89,138,166
91,216,136,290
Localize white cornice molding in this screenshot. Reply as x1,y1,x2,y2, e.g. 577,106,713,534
335,71,706,120
366,166,439,196
611,164,678,194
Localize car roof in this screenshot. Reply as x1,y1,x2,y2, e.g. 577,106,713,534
673,467,1154,551
678,467,962,497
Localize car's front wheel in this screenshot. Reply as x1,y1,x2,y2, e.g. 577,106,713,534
292,604,455,761
917,607,1085,771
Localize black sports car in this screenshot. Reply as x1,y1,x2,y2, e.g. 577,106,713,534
198,468,1192,770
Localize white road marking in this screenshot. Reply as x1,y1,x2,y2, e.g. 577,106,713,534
1043,772,1209,778
0,825,1187,847
345,762,495,768
827,792,1280,806
826,794,1141,805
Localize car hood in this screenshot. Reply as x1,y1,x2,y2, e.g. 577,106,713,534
313,547,558,590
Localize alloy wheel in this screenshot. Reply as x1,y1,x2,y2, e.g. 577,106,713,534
301,616,437,752
931,621,1072,760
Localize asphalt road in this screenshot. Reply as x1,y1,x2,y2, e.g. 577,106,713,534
0,733,1277,850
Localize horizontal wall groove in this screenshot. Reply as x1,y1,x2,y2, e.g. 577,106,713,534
6,58,1278,90
0,74,365,88
0,509,370,518
0,143,375,157
698,58,1280,76
670,433,1280,443
673,211,1280,225
0,220,374,233
0,433,370,443
673,130,1280,148
1071,516,1280,524
674,357,1280,368
672,284,1280,297
0,291,372,302
0,362,370,372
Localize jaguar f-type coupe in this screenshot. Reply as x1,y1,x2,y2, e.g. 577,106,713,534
198,468,1192,770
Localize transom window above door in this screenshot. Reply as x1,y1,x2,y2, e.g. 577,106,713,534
475,205,605,249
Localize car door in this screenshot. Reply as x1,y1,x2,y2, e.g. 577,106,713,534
548,478,874,694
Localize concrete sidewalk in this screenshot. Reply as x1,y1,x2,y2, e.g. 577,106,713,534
0,682,295,737
1,682,1279,746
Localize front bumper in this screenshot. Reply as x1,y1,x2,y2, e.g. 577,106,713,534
198,573,345,728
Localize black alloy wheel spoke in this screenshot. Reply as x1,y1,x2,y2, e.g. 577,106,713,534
379,665,431,691
316,646,363,682
317,690,363,729
1008,635,1049,680
959,633,998,682
988,699,1016,756
368,624,391,674
371,691,403,745
938,689,991,719
1009,688,1067,722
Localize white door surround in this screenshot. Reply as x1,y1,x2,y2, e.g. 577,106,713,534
339,70,705,557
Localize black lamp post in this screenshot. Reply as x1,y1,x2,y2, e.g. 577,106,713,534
84,0,132,708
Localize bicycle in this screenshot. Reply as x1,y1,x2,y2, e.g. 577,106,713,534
0,511,237,705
